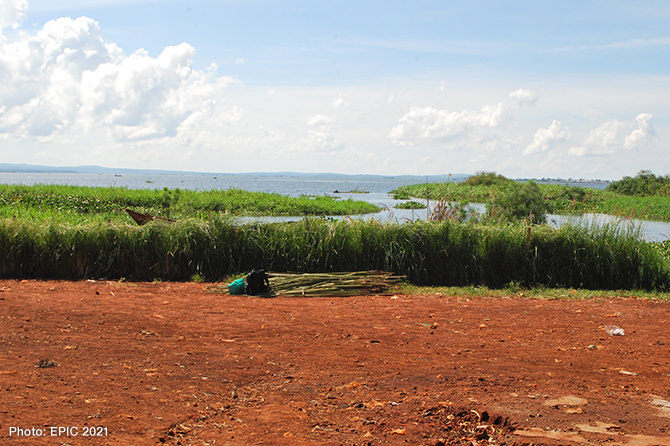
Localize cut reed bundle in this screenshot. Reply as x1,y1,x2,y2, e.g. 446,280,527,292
267,271,404,296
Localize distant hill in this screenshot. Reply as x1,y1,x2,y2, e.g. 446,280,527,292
0,163,615,190
0,163,471,181
0,163,190,175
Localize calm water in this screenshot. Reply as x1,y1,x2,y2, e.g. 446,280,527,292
0,172,440,195
1,172,668,241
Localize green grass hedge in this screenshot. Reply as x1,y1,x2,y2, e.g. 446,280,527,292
1,218,668,290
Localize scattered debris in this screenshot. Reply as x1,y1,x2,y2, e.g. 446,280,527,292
419,322,439,329
418,406,515,443
515,428,589,443
363,400,387,409
389,428,407,435
35,358,59,368
651,396,670,418
544,395,588,407
575,421,621,434
603,325,625,336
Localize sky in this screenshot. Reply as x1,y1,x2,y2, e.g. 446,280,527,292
1,0,669,179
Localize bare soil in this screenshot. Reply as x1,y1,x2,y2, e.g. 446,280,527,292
0,280,668,445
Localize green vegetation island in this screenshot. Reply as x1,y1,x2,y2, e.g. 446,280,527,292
391,170,670,222
0,184,378,223
0,171,668,293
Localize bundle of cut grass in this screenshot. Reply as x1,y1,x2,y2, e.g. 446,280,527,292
266,271,404,297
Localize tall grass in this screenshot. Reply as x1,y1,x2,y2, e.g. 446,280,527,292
650,240,670,261
1,218,667,290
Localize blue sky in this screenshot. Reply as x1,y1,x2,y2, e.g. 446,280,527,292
2,0,669,178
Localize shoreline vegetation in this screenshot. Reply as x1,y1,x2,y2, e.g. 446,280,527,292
0,184,378,223
0,173,669,292
391,171,670,222
0,217,668,291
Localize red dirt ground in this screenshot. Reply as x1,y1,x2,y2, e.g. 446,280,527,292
0,280,668,445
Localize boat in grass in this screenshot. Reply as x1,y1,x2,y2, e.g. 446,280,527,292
125,209,176,226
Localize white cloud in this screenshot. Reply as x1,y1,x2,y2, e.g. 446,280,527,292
509,88,537,106
0,0,27,29
307,114,333,127
234,57,247,65
389,102,506,145
604,36,670,49
624,113,654,149
0,14,238,142
80,42,233,141
347,37,519,57
524,120,570,155
332,91,348,110
569,113,654,156
301,113,342,152
555,36,670,52
0,16,120,137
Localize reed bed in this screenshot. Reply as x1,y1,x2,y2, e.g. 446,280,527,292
0,218,668,290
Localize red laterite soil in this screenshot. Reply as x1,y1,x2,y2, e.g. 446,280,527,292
0,280,668,445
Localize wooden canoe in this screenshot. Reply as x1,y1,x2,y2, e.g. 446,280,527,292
126,209,176,226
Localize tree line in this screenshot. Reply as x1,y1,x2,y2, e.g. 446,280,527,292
607,170,670,196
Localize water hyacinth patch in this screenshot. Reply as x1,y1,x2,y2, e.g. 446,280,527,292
0,184,379,222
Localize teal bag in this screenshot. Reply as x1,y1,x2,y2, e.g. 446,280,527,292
228,278,246,295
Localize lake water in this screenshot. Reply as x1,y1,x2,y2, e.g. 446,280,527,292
1,171,668,241
0,171,442,195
